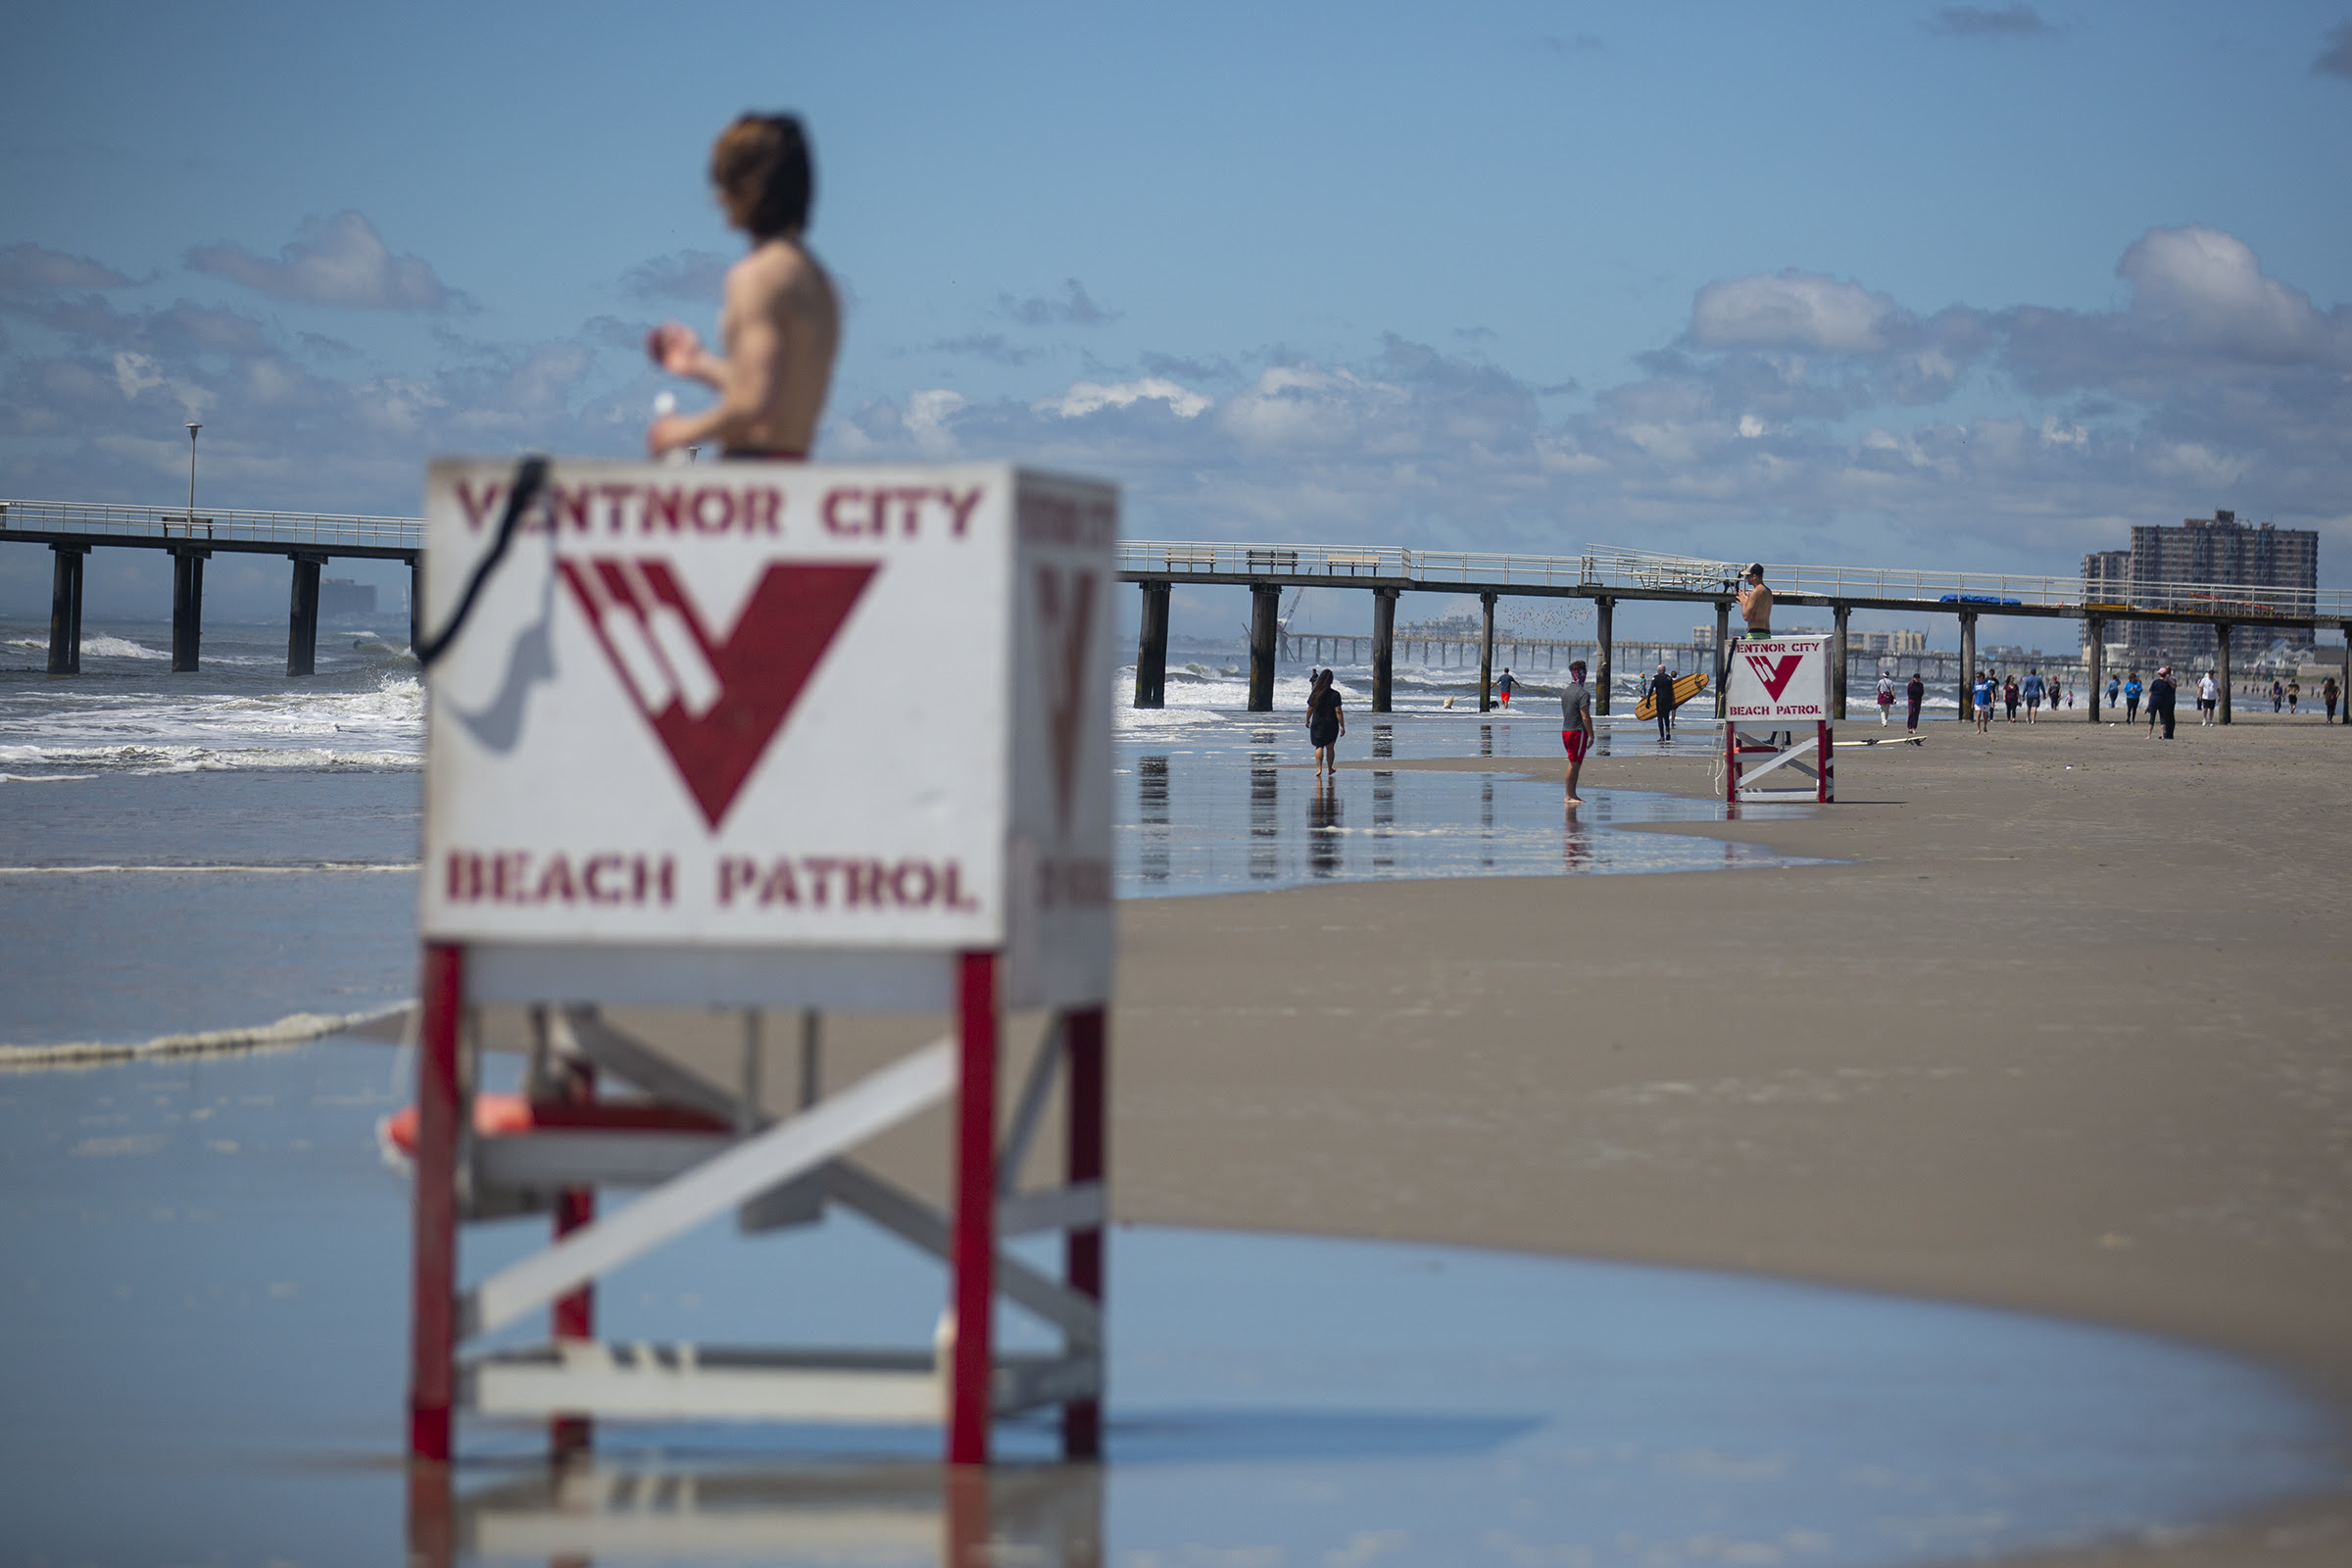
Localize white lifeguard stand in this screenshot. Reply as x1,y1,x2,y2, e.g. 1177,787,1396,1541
404,458,1116,1471
1724,633,1835,805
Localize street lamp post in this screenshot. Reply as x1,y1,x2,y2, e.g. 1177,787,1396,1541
185,423,201,535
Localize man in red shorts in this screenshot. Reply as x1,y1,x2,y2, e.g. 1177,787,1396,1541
1561,658,1595,807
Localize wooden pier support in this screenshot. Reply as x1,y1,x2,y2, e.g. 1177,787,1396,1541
1247,583,1278,711
1594,597,1614,716
1371,587,1396,712
286,552,325,676
1958,612,1978,721
171,547,210,672
46,543,87,676
1831,603,1850,719
1132,580,1169,709
2086,618,2104,720
2216,624,2232,724
1478,592,1496,711
1712,601,1730,719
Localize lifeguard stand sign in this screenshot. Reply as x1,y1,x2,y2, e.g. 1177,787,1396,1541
407,458,1116,1471
1724,633,1835,804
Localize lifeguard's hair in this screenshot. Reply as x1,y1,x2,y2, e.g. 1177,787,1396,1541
711,114,813,238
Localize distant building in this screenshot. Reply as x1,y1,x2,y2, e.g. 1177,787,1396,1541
1854,629,1926,654
2080,509,2318,668
319,577,377,618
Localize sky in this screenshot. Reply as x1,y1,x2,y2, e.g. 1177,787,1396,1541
3,1,2349,642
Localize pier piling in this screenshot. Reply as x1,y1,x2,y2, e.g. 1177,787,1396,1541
46,543,87,676
1831,603,1850,719
1712,601,1730,720
1371,588,1396,712
1133,580,1169,709
1958,612,1978,721
2086,618,2104,720
171,547,209,672
2216,624,2232,724
1478,593,1496,711
1595,598,1614,716
286,552,325,676
1248,583,1278,711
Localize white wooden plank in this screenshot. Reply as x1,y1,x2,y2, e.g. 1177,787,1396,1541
465,1040,954,1338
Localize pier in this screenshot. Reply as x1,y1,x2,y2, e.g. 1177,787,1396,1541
7,500,2345,723
1120,542,2351,725
2,500,417,677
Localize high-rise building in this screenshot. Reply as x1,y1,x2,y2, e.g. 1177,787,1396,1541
2079,510,2318,668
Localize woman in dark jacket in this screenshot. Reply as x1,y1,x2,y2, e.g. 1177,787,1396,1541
1306,667,1347,777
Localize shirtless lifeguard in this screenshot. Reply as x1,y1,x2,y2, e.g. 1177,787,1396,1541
647,113,840,461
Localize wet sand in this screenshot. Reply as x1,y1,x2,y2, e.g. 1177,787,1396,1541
1109,713,2352,1564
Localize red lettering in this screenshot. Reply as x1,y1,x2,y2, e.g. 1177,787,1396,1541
599,484,636,532
759,860,801,906
691,488,734,533
821,488,861,535
717,857,758,906
942,860,980,911
889,860,937,906
803,857,841,906
744,487,782,534
457,481,504,533
555,486,593,533
645,487,685,532
943,487,982,537
584,855,625,904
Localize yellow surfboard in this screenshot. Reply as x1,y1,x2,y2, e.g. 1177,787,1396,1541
1634,670,1709,721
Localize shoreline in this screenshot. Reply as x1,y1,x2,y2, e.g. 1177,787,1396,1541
1111,719,2352,1563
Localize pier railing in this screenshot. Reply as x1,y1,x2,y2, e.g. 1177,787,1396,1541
1119,539,2350,619
0,499,422,553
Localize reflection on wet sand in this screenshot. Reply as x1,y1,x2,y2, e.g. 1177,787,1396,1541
1248,730,1278,883
1307,775,1344,879
410,1459,1103,1567
1137,756,1169,885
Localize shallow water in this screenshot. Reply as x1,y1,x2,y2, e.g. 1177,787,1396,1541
0,1039,2341,1565
3,625,1821,1048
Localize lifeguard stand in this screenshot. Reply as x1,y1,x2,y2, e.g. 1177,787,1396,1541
1724,633,1835,805
404,458,1117,1473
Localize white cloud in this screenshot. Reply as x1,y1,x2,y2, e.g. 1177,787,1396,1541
2115,225,2349,366
112,351,162,399
1035,376,1209,420
187,212,464,312
1690,270,1907,353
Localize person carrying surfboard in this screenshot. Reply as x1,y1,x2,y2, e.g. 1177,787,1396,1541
1650,662,1677,742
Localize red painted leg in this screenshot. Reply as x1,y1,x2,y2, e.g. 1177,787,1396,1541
408,943,464,1463
1062,1004,1107,1460
550,1058,596,1462
949,952,999,1466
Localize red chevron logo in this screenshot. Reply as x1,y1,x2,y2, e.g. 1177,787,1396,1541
558,557,876,830
1744,653,1805,701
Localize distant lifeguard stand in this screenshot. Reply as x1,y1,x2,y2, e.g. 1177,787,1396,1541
404,458,1117,1473
1724,633,1835,805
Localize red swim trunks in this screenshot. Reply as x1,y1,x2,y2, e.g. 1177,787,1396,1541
1561,729,1590,763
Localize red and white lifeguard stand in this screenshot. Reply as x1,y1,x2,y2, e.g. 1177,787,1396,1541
1724,633,1835,805
405,458,1116,1472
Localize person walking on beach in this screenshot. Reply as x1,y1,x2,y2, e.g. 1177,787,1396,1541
2002,675,2021,722
1973,671,1994,734
1877,674,1895,726
2286,678,2299,714
1651,662,1677,741
2197,670,2219,725
2149,666,2178,740
647,115,841,462
1496,669,1516,708
1905,673,1924,734
2022,668,2044,721
2270,678,2284,713
1561,659,1595,807
1737,564,1773,639
2325,675,2340,723
2124,672,2142,725
1306,667,1346,778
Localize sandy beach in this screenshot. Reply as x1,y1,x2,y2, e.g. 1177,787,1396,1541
1095,714,2352,1564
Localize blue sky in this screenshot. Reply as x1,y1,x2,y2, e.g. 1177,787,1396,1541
4,1,2350,638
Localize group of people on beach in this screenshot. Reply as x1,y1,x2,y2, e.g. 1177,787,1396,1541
1965,670,2074,731
1304,658,1600,808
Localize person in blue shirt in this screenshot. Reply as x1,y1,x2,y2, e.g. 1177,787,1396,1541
1973,671,1994,734
2123,673,2142,724
2105,674,2120,710
2022,669,2045,721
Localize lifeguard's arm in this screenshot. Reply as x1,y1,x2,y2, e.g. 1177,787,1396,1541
648,266,782,455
